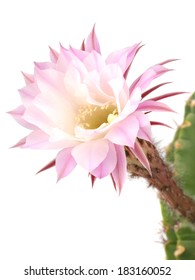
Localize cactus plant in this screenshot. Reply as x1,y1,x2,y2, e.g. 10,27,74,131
126,93,195,259
161,92,195,260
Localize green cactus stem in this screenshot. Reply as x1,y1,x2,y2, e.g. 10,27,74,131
161,92,195,259
126,92,195,259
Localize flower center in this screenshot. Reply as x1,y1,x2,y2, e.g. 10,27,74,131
75,103,118,129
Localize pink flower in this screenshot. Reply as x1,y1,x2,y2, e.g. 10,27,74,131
10,26,184,191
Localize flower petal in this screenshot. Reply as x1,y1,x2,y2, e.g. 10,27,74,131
21,72,34,85
34,67,65,96
12,131,50,149
34,61,55,70
11,137,26,148
84,70,114,105
23,104,57,134
8,105,37,130
111,145,127,192
37,159,56,174
107,77,128,113
23,129,78,149
89,173,97,187
71,139,109,171
159,58,179,65
150,121,172,128
134,111,152,142
49,46,59,63
25,85,75,135
91,141,117,178
137,100,175,113
70,46,88,61
83,51,105,72
56,147,77,181
22,130,50,148
129,140,151,175
141,82,172,99
147,91,187,102
106,43,142,74
106,115,139,147
129,64,171,94
84,25,101,54
18,83,40,106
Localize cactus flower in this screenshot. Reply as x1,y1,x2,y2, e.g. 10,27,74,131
10,26,184,191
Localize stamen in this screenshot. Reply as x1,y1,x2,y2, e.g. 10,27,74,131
75,103,118,129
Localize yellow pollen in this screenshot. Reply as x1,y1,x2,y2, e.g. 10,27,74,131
75,103,118,129
107,111,118,124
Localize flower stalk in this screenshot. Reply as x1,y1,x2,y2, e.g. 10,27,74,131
126,139,195,223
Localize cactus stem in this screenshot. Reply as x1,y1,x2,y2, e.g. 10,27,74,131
126,139,195,223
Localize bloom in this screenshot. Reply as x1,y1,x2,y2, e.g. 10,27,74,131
10,26,184,191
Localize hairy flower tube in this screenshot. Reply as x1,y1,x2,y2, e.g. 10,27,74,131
10,26,185,191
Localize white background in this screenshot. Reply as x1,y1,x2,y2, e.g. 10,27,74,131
1,0,195,279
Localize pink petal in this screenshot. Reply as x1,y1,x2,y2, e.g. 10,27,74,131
99,63,124,96
129,64,171,94
134,112,152,142
11,137,26,148
49,46,59,63
21,72,34,85
123,44,143,79
110,174,117,190
128,141,151,175
84,70,114,104
23,104,56,134
106,43,142,74
22,130,50,149
29,86,75,134
81,39,85,51
56,47,73,71
108,78,127,113
34,61,55,70
37,159,56,174
18,83,40,106
71,139,109,171
159,58,179,65
137,100,175,113
117,88,141,120
106,115,139,147
59,50,88,80
8,106,37,130
89,173,97,187
147,91,187,102
83,51,105,72
99,63,129,111
111,145,127,192
70,46,89,61
57,47,87,75
141,82,172,99
22,129,79,149
56,148,77,181
90,141,117,178
84,25,101,54
150,121,172,128
34,67,65,95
